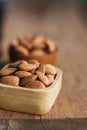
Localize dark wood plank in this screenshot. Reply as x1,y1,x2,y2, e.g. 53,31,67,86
0,119,87,130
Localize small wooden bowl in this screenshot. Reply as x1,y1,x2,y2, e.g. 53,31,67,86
0,65,62,115
9,46,58,65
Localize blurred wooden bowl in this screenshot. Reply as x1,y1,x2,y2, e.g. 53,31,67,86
9,46,58,65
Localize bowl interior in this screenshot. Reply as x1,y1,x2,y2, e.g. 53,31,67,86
0,64,62,93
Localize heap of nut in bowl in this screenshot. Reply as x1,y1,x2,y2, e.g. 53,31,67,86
0,59,57,89
9,36,57,64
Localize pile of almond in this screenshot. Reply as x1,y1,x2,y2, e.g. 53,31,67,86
0,60,57,89
9,36,56,57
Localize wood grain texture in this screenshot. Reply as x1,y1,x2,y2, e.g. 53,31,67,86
0,3,87,121
0,119,87,130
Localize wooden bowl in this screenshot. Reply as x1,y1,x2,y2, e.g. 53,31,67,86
0,65,62,115
9,46,58,65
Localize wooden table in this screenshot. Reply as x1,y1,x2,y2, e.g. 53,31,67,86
0,4,87,129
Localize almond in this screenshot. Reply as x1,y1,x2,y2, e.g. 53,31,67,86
0,76,19,86
28,59,40,67
21,60,28,64
15,71,31,78
46,39,56,52
23,43,33,50
45,64,57,75
11,39,18,46
15,45,29,56
20,75,37,86
18,37,26,44
31,49,45,56
0,68,17,77
18,37,33,50
18,63,37,71
32,36,45,49
37,64,45,73
9,61,21,68
24,80,45,89
27,35,35,42
30,69,35,74
9,60,28,68
36,71,49,86
47,74,54,85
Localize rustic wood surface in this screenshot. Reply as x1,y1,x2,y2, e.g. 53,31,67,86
0,119,87,130
0,2,87,129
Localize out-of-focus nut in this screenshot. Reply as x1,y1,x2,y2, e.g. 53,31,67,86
46,39,56,52
15,45,29,56
32,36,45,49
31,49,45,56
24,80,45,89
20,75,37,86
45,64,57,75
11,39,19,46
0,76,19,86
18,37,25,43
0,68,17,77
15,71,31,78
18,37,33,50
36,71,49,86
26,35,35,42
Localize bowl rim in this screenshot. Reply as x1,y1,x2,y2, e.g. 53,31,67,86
0,64,62,93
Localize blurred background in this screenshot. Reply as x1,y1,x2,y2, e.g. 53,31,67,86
0,0,87,120
0,0,87,118
0,0,87,64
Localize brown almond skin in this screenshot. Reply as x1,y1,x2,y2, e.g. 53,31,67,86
37,64,45,74
21,60,28,64
30,69,35,74
28,59,40,68
9,60,28,68
31,49,45,56
18,37,32,49
18,37,25,44
36,71,49,86
15,71,31,78
0,68,17,77
45,64,57,75
23,43,33,50
11,39,19,46
46,39,56,52
9,61,21,68
0,76,19,86
20,75,37,86
25,80,45,89
32,36,45,49
47,74,54,86
18,63,37,71
15,45,29,56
